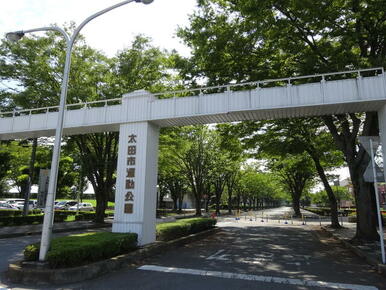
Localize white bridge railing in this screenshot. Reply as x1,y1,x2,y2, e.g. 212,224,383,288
0,67,384,119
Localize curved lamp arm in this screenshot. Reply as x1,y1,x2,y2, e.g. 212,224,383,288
6,26,70,45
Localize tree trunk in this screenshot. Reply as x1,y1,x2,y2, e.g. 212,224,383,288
228,190,233,214
323,113,379,241
178,195,183,213
172,198,178,211
350,166,379,241
195,196,202,216
236,192,241,211
95,188,107,223
308,151,340,228
292,193,301,217
215,195,221,215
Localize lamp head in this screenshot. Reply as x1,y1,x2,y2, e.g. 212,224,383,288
5,31,25,42
136,0,154,4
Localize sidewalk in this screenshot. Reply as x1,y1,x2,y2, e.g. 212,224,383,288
321,223,386,276
0,220,112,239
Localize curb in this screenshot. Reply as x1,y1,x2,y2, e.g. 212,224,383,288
0,223,112,239
320,226,386,277
6,227,221,285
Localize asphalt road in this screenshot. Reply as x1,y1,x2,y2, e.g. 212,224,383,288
1,207,385,290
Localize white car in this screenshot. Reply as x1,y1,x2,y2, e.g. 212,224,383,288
4,198,25,205
14,201,25,210
13,200,37,210
0,201,19,210
68,203,94,212
54,200,78,210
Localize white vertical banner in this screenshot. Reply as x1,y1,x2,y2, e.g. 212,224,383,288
369,138,386,264
112,121,159,245
359,136,386,264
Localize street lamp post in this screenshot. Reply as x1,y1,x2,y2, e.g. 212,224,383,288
6,0,153,261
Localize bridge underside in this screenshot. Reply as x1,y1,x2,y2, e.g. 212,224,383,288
154,99,385,127
1,98,384,140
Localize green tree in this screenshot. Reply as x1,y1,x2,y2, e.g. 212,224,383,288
158,128,189,212
248,118,344,227
312,186,354,208
215,123,245,214
0,150,11,195
164,126,217,216
268,154,315,217
1,30,177,222
237,166,281,211
179,0,385,240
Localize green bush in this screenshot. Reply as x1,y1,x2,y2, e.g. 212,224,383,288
0,209,41,217
0,210,22,217
75,212,96,221
54,210,77,218
305,207,331,216
156,218,216,241
0,213,66,226
24,232,137,268
74,211,111,221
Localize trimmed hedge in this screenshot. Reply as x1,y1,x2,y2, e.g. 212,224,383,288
156,217,216,241
74,211,114,221
74,212,109,221
54,210,78,217
24,232,138,268
75,212,97,221
304,207,356,216
0,209,41,217
0,214,66,226
348,212,386,223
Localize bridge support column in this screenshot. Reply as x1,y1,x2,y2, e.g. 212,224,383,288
112,93,159,245
378,105,386,181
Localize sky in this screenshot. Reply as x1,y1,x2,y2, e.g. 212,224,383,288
0,0,197,57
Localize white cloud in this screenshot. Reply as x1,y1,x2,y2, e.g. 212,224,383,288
0,0,197,57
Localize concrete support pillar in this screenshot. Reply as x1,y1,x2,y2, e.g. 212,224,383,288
378,105,386,182
113,91,159,245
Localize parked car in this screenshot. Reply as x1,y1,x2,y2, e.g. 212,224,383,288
14,201,25,210
68,202,94,212
54,201,78,210
0,201,19,210
13,200,38,210
4,198,25,205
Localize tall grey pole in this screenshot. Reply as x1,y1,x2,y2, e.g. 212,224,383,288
6,0,153,262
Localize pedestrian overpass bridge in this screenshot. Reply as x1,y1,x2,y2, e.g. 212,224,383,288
0,68,385,140
1,67,386,245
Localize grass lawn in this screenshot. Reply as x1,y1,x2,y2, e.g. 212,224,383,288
65,215,76,222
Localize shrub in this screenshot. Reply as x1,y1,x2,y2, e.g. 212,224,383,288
0,213,66,226
54,210,77,218
0,210,22,217
24,232,137,268
156,218,216,241
0,209,41,217
74,211,110,221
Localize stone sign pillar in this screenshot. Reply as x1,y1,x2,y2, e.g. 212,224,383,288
112,91,159,245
